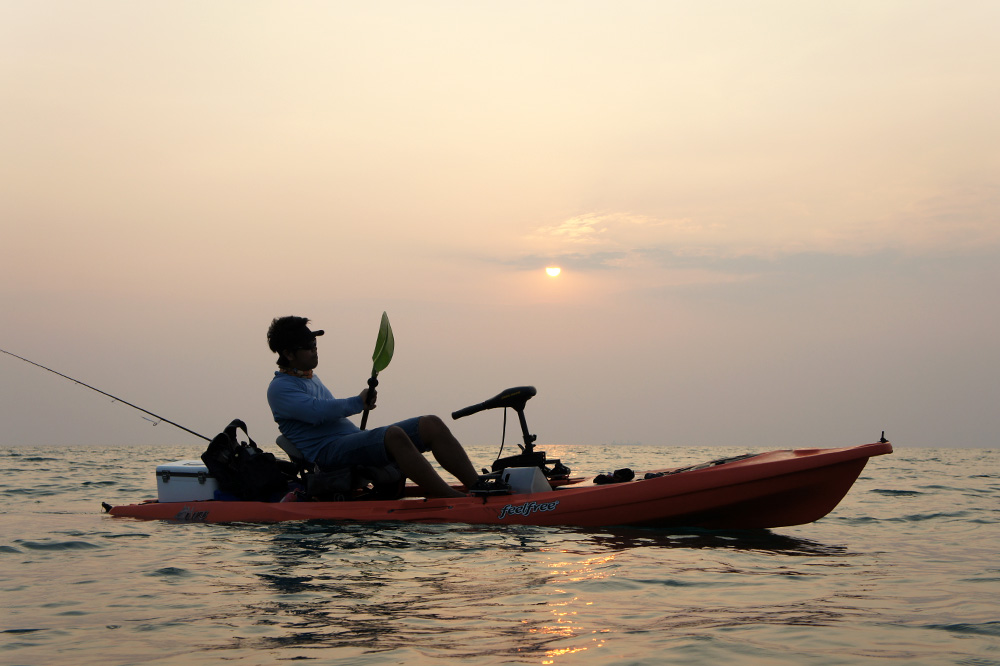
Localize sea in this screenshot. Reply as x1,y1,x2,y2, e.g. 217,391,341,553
1,443,997,666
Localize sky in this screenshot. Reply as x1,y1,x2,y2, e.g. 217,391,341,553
2,1,998,452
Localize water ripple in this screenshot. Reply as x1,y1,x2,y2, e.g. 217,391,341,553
16,539,102,551
870,488,923,496
927,621,1000,637
149,566,190,577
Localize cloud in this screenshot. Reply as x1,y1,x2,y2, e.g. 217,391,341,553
516,212,728,271
890,183,1000,254
515,181,1000,279
502,251,629,272
529,212,714,249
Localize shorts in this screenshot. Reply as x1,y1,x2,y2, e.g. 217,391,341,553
315,416,427,469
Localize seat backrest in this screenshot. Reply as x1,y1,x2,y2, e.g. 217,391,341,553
275,435,308,466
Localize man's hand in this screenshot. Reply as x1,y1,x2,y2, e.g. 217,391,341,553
360,388,377,409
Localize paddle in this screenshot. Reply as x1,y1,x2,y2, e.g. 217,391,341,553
359,311,394,430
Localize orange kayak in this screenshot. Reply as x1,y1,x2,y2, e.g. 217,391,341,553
106,441,892,529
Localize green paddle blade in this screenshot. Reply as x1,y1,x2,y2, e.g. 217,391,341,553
371,311,394,373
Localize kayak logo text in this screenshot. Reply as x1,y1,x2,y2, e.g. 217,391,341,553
497,500,560,520
174,506,209,522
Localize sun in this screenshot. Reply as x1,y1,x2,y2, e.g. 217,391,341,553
545,267,562,277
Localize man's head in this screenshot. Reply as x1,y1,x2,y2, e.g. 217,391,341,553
267,316,325,368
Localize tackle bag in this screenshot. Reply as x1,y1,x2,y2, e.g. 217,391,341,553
201,419,297,501
593,468,635,485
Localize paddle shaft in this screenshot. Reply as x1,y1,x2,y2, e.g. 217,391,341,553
359,371,378,430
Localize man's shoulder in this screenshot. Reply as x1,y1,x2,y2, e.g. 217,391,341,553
268,371,300,392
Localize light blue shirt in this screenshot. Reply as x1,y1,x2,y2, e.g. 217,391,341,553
266,371,365,463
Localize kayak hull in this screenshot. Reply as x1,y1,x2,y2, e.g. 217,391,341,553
107,442,892,529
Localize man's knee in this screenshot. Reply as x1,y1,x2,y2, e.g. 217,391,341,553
384,425,410,447
418,414,448,439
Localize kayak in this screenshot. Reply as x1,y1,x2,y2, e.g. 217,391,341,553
105,441,892,529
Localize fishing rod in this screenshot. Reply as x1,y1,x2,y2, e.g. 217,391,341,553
1,347,211,442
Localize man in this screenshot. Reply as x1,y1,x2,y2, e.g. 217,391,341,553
266,316,479,498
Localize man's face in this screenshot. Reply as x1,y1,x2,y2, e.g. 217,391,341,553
284,340,319,371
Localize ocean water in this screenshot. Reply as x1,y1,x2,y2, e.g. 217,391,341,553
1,443,996,666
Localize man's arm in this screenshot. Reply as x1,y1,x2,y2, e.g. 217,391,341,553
267,377,365,425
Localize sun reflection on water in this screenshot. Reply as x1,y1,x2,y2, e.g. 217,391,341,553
549,552,619,581
531,551,619,663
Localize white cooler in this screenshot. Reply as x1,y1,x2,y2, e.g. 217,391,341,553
156,460,219,502
501,466,552,494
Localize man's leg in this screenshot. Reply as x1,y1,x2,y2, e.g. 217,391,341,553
417,415,480,488
384,425,465,498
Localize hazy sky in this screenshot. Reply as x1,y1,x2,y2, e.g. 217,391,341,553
2,1,997,451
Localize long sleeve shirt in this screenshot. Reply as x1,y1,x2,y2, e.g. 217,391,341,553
266,371,365,463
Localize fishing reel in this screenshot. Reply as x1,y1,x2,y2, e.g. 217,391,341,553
452,386,571,481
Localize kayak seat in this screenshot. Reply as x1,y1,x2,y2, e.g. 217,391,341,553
275,435,405,501
275,435,310,473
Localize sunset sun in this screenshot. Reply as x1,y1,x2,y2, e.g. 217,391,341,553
545,267,561,277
